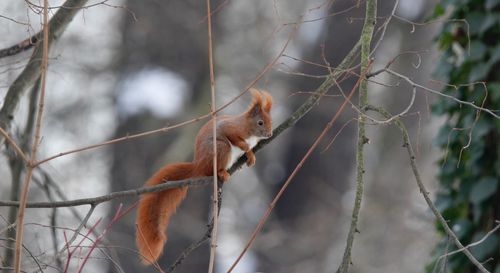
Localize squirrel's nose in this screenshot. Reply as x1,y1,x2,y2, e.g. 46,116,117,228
267,132,273,138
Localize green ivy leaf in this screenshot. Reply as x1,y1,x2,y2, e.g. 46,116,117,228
431,4,446,20
466,12,485,35
430,1,500,272
435,194,453,213
469,177,499,204
468,62,491,82
439,32,455,50
480,14,497,34
489,44,500,64
471,117,492,141
468,41,487,61
434,124,454,146
434,55,454,79
488,82,500,102
432,97,457,115
472,203,482,223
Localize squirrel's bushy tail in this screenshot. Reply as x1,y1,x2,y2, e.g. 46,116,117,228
136,162,193,264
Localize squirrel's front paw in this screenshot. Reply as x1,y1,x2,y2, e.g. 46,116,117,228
217,169,230,182
246,152,256,167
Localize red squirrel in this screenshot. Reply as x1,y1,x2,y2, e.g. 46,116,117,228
136,89,273,264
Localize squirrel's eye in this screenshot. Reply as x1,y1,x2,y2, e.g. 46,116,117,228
258,120,264,126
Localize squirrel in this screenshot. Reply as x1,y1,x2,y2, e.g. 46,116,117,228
135,88,273,264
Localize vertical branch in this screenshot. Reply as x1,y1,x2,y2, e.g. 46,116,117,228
206,0,219,273
3,77,40,272
13,0,50,271
337,1,376,273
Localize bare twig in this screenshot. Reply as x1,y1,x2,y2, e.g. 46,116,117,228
384,68,499,119
77,204,135,273
13,0,50,270
22,243,44,273
206,0,219,271
0,127,29,163
0,177,213,208
167,184,223,273
436,222,500,262
366,105,491,273
370,0,398,56
34,114,211,166
33,173,63,268
337,1,376,272
434,236,451,273
65,217,102,272
3,77,40,271
58,205,96,255
0,13,30,26
392,16,470,54
321,118,358,153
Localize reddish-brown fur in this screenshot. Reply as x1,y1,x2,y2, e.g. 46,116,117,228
136,89,273,264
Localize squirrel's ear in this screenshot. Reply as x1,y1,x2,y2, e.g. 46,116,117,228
247,88,263,117
247,101,261,117
261,91,273,113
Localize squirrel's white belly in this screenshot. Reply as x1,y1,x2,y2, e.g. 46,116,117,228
226,136,263,169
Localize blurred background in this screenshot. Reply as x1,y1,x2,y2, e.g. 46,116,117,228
0,0,457,272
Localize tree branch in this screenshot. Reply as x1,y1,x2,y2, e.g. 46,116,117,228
0,0,89,146
13,0,51,270
366,105,491,273
384,68,499,119
337,0,376,272
0,176,212,208
0,127,29,163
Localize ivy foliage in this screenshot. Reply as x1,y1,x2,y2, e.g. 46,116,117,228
430,0,500,272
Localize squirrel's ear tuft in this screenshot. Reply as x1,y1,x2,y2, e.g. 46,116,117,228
249,88,263,104
261,91,272,113
247,88,263,116
247,88,272,115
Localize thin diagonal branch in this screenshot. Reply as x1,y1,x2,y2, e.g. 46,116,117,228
58,204,96,255
0,127,28,163
366,105,490,273
34,114,211,166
